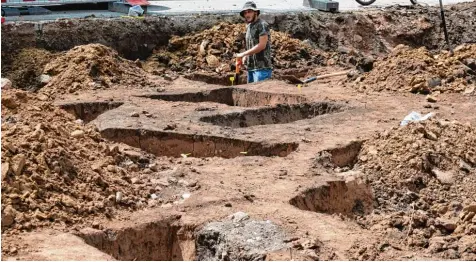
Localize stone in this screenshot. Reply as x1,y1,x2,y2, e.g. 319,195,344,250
91,164,102,173
37,94,49,101
462,204,476,213
11,154,26,176
2,162,10,181
432,168,454,184
106,165,116,173
437,218,457,232
427,77,442,88
130,112,140,117
426,95,438,103
109,145,119,155
463,212,475,222
149,163,159,172
2,96,18,109
459,160,472,172
230,211,250,223
178,179,189,187
454,225,466,234
129,164,139,172
199,40,210,56
61,196,75,207
131,177,141,184
1,205,16,227
1,78,12,89
123,150,142,160
71,130,85,138
39,74,52,84
150,194,159,200
116,192,123,202
34,209,48,220
206,55,220,67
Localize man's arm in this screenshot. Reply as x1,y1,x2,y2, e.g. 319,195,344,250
237,34,268,58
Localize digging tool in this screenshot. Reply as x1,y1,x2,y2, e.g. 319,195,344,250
281,70,350,85
234,57,243,85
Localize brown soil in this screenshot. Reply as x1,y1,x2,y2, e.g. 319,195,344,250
5,48,56,91
2,3,476,261
347,119,476,260
0,89,194,239
41,44,159,97
143,22,350,79
353,44,476,94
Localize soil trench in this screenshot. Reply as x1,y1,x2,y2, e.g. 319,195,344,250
57,101,124,123
139,87,307,107
200,102,344,128
77,215,195,261
100,128,299,158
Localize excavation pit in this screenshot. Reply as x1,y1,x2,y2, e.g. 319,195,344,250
184,72,248,86
77,215,194,261
199,102,344,128
313,141,363,168
58,101,124,123
139,87,307,107
289,180,373,217
100,128,298,158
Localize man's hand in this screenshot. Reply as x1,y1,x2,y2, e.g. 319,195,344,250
235,52,246,58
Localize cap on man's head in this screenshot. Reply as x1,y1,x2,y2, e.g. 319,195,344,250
240,1,260,17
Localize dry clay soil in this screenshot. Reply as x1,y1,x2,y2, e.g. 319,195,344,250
2,3,476,262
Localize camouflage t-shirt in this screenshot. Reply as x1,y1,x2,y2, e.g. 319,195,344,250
245,18,273,71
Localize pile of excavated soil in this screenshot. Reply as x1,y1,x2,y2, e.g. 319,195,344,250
41,44,153,97
351,119,476,260
5,48,56,91
0,90,196,240
353,44,476,94
144,22,332,75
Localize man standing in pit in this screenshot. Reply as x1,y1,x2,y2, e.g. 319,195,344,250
235,1,273,83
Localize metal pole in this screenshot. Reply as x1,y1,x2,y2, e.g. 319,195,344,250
438,0,453,54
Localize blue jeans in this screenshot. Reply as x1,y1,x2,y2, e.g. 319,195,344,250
248,69,272,83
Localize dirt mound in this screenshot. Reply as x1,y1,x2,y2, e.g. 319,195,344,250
144,22,330,76
353,44,476,94
41,44,151,96
5,48,56,91
352,119,476,260
0,90,192,237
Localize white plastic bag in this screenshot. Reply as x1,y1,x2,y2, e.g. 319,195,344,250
400,111,435,126
128,5,144,17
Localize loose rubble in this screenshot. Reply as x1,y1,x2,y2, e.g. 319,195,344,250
350,119,476,260
143,22,353,78
0,89,196,234
353,44,476,94
40,44,156,97
196,212,288,261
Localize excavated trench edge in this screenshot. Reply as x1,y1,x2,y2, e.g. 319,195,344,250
138,87,307,107
290,141,373,216
58,101,124,123
100,128,299,158
289,180,374,217
77,215,196,261
200,102,345,128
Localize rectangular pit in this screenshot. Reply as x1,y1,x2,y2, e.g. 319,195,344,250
199,102,344,128
57,101,124,123
100,128,298,158
138,87,307,107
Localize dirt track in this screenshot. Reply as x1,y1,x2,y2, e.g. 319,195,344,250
1,2,476,261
